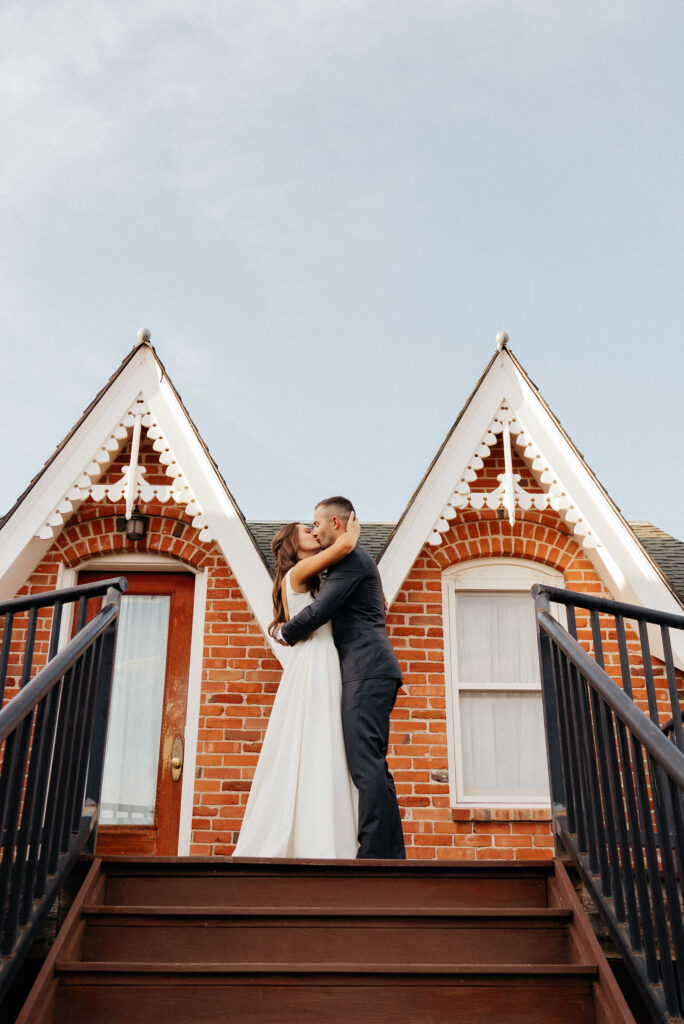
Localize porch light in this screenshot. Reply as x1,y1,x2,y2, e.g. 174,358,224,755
125,506,149,542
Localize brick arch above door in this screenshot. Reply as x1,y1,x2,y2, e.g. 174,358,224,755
52,511,215,572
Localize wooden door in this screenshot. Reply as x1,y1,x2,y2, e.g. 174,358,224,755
79,571,195,855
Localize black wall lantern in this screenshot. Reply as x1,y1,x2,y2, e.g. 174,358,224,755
117,506,149,542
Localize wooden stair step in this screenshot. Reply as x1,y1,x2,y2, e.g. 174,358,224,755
103,859,553,910
57,961,599,975
17,858,638,1024
82,904,572,919
53,963,599,1024
78,906,574,965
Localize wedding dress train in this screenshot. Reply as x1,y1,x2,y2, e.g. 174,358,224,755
233,570,358,857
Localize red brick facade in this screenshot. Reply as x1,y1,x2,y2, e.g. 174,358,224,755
2,434,680,860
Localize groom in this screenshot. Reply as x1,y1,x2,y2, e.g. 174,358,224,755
279,496,406,859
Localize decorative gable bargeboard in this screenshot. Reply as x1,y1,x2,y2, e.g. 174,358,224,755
1,337,682,859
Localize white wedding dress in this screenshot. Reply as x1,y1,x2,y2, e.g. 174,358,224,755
233,570,358,858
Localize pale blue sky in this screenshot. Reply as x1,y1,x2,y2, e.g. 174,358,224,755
1,1,683,538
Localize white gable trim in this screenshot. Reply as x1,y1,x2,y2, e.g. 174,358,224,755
378,348,684,662
0,344,283,661
427,400,599,550
36,394,215,543
379,356,513,602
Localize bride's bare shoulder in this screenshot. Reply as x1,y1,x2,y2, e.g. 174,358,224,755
283,568,308,597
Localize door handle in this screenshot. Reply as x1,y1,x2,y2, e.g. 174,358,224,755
170,735,184,783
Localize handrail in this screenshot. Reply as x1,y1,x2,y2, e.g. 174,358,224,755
537,607,684,788
533,582,684,629
0,601,119,742
534,584,684,1024
0,577,126,1003
0,577,129,615
0,577,129,706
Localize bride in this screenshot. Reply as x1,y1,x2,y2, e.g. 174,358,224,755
233,515,360,858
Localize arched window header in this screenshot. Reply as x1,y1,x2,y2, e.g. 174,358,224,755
444,557,563,592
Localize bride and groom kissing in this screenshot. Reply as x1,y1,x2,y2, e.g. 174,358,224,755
234,496,405,860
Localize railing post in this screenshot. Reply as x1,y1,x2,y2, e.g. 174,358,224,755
84,583,124,852
532,587,565,845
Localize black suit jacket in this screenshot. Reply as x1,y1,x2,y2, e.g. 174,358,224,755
280,546,402,684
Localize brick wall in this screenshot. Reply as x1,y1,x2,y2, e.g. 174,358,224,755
2,433,680,860
386,509,583,860
384,440,683,859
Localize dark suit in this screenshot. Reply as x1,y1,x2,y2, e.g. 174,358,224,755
281,546,405,859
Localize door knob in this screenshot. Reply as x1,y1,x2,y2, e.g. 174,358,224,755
170,736,184,783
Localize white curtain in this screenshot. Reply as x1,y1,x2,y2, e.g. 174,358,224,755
100,595,170,825
456,593,538,685
455,593,549,801
460,691,548,798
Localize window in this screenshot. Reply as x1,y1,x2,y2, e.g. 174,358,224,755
442,559,563,807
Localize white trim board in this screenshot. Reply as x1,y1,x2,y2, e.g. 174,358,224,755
178,566,207,855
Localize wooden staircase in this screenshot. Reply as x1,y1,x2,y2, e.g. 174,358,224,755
18,856,636,1024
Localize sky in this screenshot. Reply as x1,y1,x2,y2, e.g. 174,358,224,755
1,1,683,539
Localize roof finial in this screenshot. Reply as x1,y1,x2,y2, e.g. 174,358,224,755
496,331,509,352
136,328,151,346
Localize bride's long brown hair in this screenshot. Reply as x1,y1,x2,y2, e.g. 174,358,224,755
268,523,320,638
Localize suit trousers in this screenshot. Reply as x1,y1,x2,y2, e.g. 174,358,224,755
341,675,406,859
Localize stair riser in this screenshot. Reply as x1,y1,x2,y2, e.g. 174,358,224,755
105,876,549,909
81,920,570,965
55,978,595,1024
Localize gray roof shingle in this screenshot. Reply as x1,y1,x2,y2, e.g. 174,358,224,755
630,523,684,605
246,521,395,576
247,519,684,609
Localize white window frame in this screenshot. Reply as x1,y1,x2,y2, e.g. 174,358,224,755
442,557,563,809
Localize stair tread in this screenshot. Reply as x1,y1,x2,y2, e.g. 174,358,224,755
57,961,598,976
83,904,572,920
102,858,555,881
103,856,555,869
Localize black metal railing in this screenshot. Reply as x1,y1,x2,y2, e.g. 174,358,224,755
534,584,684,1024
0,577,127,1001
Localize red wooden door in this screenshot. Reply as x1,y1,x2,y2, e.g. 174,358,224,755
79,571,194,855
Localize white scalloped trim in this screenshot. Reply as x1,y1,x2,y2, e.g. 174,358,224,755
426,401,599,551
36,394,214,543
